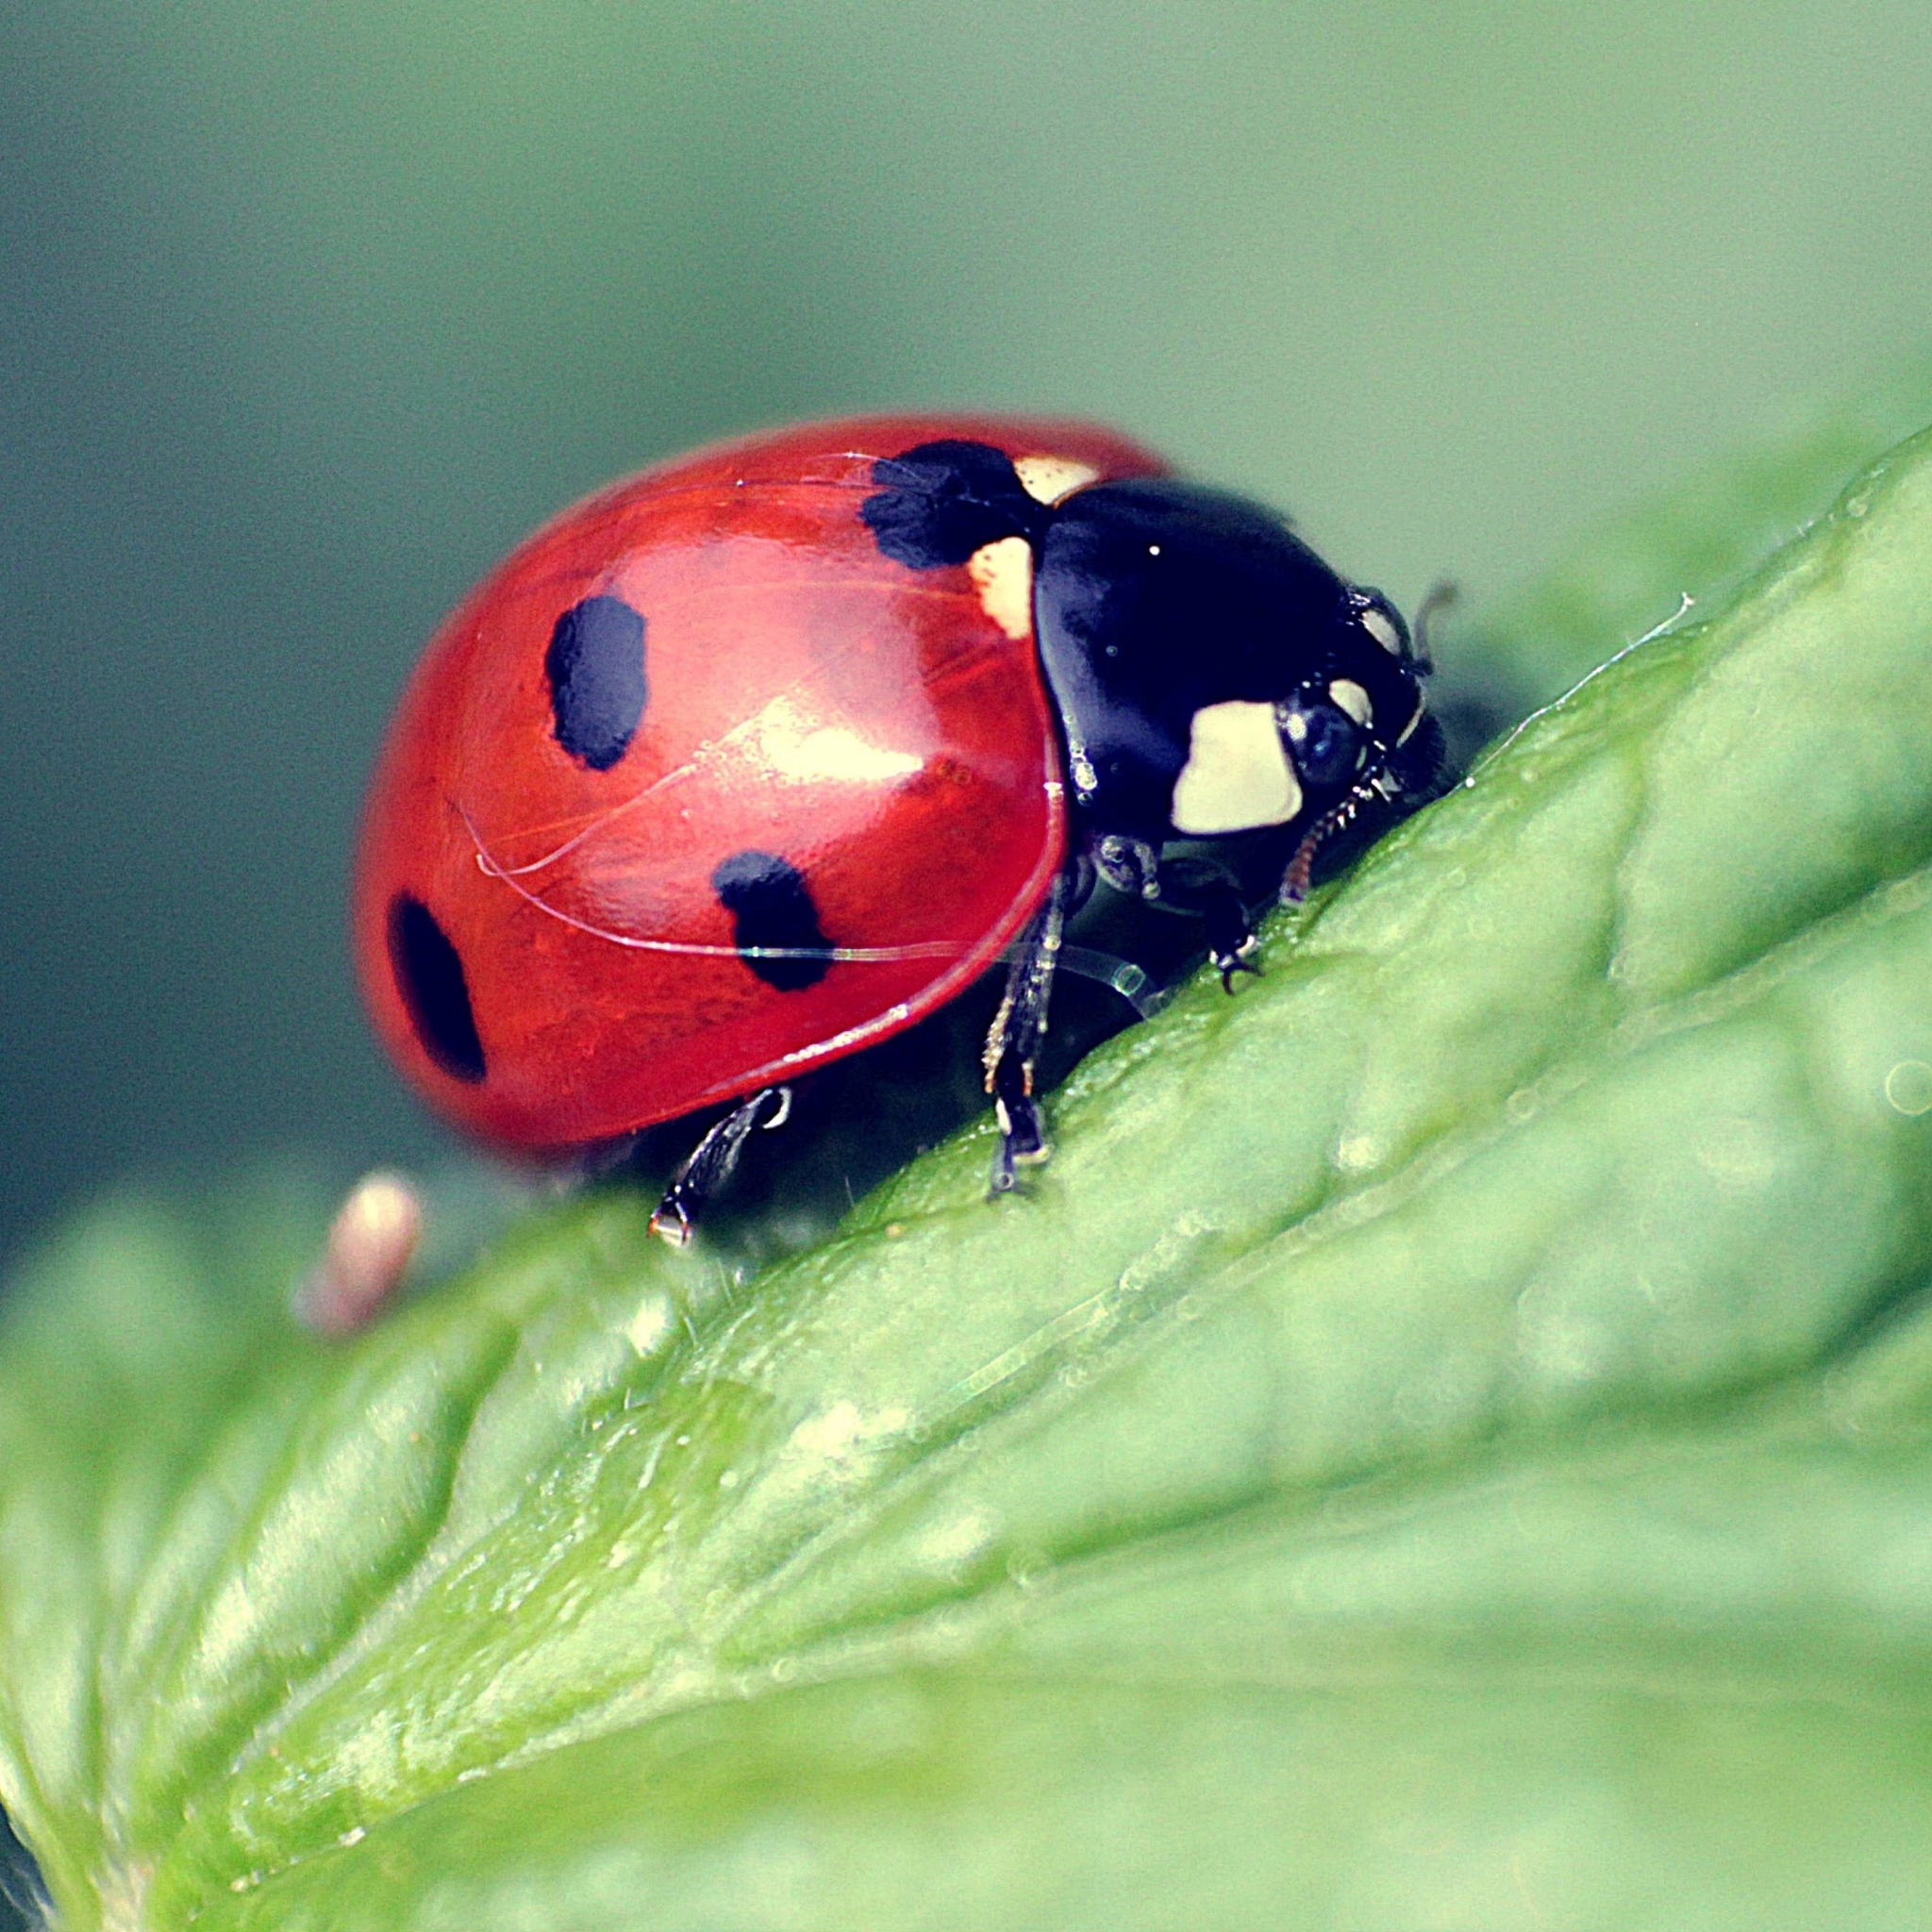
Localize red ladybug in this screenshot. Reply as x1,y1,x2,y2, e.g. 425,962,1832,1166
354,415,1444,1241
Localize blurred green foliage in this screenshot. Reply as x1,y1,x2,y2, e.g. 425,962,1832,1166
6,0,1932,1257
8,417,1932,1927
1446,346,1932,719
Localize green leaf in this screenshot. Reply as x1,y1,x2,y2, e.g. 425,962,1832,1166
9,417,1932,1929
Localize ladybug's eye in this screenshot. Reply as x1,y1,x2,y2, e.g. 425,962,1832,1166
1280,699,1363,789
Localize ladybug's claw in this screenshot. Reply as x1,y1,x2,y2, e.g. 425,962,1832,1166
1197,879,1260,994
1213,938,1262,994
646,1197,694,1250
989,1091,1051,1196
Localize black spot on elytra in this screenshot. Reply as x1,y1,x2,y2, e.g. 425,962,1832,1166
860,439,1046,569
711,851,832,991
545,594,647,770
388,893,486,1083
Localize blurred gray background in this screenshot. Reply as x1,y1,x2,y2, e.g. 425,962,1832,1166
5,0,1932,1264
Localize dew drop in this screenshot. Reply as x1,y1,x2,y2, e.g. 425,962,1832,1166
1885,1059,1932,1115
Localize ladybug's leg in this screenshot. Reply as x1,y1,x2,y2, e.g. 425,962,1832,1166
1145,853,1261,993
1193,875,1261,992
1090,830,1261,994
649,1086,792,1248
983,870,1070,1196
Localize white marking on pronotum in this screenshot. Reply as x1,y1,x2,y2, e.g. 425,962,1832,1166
1013,454,1101,505
1327,678,1373,727
1361,606,1405,655
1169,700,1303,835
968,536,1033,641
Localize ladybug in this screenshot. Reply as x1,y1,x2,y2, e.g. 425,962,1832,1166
353,415,1446,1242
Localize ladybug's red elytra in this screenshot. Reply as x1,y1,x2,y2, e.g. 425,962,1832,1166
353,415,1446,1243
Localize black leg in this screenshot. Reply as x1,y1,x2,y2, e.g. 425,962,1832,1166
1197,877,1261,992
983,871,1069,1195
1142,851,1261,994
649,1086,792,1247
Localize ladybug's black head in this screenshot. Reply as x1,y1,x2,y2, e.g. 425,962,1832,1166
1024,475,1444,848
1271,589,1449,898
859,440,1447,889
1275,586,1444,806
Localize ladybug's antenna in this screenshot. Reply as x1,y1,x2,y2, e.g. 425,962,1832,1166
1410,578,1459,676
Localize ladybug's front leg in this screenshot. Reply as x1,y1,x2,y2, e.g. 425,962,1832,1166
1133,850,1260,994
1091,834,1258,993
1194,876,1261,992
983,871,1070,1196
